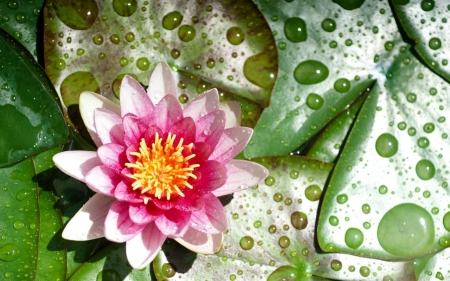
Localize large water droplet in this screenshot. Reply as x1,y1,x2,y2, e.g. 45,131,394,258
278,236,290,248
429,38,442,50
331,260,342,271
375,133,398,158
377,203,434,257
136,57,150,71
178,25,196,42
53,0,98,30
421,0,435,11
267,265,302,281
415,159,435,180
239,236,254,250
291,212,307,230
113,0,137,17
162,263,176,278
304,184,321,201
226,26,245,45
294,60,329,85
345,228,364,249
162,11,183,30
332,0,365,10
0,244,20,261
243,53,277,89
284,17,307,42
306,93,324,110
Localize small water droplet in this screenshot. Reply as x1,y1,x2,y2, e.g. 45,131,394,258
415,159,435,180
291,212,307,229
178,25,196,42
321,18,336,32
284,17,307,42
304,184,321,201
421,0,435,11
306,93,324,110
294,60,329,85
227,26,245,45
344,228,364,249
162,11,183,30
336,194,348,204
329,216,339,226
278,236,290,248
136,57,150,71
331,260,342,271
334,78,350,93
375,133,398,157
239,236,254,250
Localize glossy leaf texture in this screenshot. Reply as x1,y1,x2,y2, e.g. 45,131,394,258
391,0,450,82
43,0,275,130
245,0,408,157
0,28,69,167
0,0,44,60
0,146,65,280
153,156,416,280
317,47,450,260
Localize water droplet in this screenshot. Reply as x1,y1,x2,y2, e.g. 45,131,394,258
178,25,196,42
13,220,24,230
16,190,29,201
336,194,348,204
306,93,324,110
375,133,398,158
416,159,435,180
384,41,394,51
171,49,180,59
421,0,435,11
436,272,444,280
53,0,98,30
113,0,137,17
60,72,100,107
206,58,215,68
240,236,254,250
443,212,450,231
265,176,275,186
77,48,85,55
92,34,103,45
379,185,388,194
329,216,339,226
136,57,150,71
408,127,416,136
0,244,20,261
162,11,183,30
268,225,277,234
243,53,277,89
278,236,290,248
304,184,321,201
289,170,299,179
423,123,435,133
362,204,371,214
331,260,342,271
333,0,365,10
227,26,245,45
377,203,434,256
178,94,189,104
321,18,336,32
162,263,176,277
15,13,27,23
96,269,121,281
294,60,329,85
363,222,371,229
8,0,19,9
360,266,370,277
334,78,350,93
345,228,364,249
284,17,307,42
253,220,262,228
55,59,66,71
267,265,301,281
291,212,307,229
428,37,441,50
417,137,430,148
110,34,120,44
125,32,135,42
406,92,417,103
119,57,128,66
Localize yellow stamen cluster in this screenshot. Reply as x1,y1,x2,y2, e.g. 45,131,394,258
125,132,199,202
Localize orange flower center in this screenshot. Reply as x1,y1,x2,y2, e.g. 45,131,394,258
125,132,199,202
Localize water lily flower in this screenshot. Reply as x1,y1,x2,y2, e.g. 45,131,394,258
53,62,268,269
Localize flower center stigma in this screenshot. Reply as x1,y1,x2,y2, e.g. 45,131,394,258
125,132,199,202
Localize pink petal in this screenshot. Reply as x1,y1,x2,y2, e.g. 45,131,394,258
94,108,124,145
129,202,164,225
97,143,127,174
192,160,227,193
120,75,154,121
219,101,242,128
123,114,147,146
155,209,191,237
147,61,177,104
126,222,166,269
85,165,121,196
114,181,142,203
173,190,204,212
169,117,196,145
79,91,121,147
62,194,115,240
183,89,219,122
151,94,182,132
189,142,211,165
213,160,268,197
195,110,226,150
189,194,227,234
105,201,146,242
175,227,223,254
209,127,253,162
53,151,102,182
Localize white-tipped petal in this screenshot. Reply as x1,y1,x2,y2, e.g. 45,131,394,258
79,91,121,147
126,223,166,269
213,160,268,197
147,61,177,104
62,193,115,241
219,100,242,128
175,227,223,254
183,89,219,121
53,151,101,182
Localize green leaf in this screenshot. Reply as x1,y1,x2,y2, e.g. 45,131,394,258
0,28,69,167
0,0,44,60
413,248,450,280
317,48,450,260
154,156,415,280
68,243,154,281
391,0,450,82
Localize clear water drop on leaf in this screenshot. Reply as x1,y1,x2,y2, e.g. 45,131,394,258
421,0,435,11
178,25,196,42
344,228,364,249
359,266,370,277
226,27,245,45
113,0,137,17
162,11,183,30
284,17,307,42
136,57,150,71
362,203,371,214
379,185,388,194
375,133,398,157
239,236,254,250
304,184,321,201
406,92,417,103
278,236,290,248
443,212,450,231
377,203,434,257
306,93,324,110
0,244,20,261
294,60,329,85
162,263,176,278
291,211,307,229
332,0,365,10
243,53,277,89
416,159,435,180
92,34,103,45
429,38,442,50
334,78,351,93
331,260,342,271
321,18,336,32
267,265,303,281
329,216,339,226
336,194,348,204
417,137,430,148
53,0,98,30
